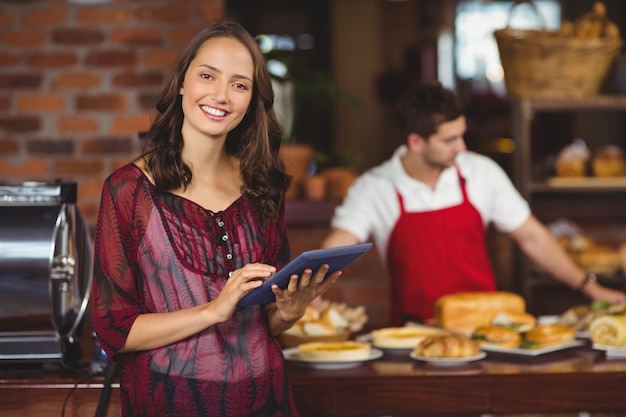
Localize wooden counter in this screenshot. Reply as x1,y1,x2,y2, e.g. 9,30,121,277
2,341,626,417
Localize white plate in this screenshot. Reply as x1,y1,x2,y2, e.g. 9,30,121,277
410,351,486,366
283,347,383,370
479,340,584,356
593,343,626,358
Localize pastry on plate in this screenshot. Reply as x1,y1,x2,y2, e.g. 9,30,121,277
297,341,371,361
590,313,626,347
413,333,479,358
371,325,446,349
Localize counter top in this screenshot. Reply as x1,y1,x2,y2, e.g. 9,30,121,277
1,341,626,417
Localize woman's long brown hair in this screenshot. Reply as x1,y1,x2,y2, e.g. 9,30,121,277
143,20,290,222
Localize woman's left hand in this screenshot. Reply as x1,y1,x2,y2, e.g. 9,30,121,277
271,264,342,324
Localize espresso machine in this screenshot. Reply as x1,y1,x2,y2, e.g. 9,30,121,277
0,180,92,363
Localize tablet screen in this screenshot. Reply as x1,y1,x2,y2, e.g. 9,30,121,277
237,243,373,308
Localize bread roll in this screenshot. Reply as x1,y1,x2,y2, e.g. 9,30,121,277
301,320,336,336
413,333,479,358
434,291,526,334
371,325,445,349
590,313,626,347
472,325,522,348
524,324,576,348
592,145,625,178
298,341,371,360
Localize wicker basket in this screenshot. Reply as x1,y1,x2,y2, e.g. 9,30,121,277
494,27,623,98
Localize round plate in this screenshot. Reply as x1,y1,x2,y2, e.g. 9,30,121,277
283,347,383,370
410,351,486,366
593,343,626,358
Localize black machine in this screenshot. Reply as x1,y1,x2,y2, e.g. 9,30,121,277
0,180,92,363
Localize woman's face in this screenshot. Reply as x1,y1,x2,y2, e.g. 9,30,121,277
179,36,254,142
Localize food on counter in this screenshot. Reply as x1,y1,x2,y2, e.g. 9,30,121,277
279,299,368,348
523,324,576,349
472,325,522,348
370,325,446,349
413,333,479,358
590,312,626,347
559,300,626,333
297,341,371,360
434,291,526,334
591,145,625,177
490,311,537,332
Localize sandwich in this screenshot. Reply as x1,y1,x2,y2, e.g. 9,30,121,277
471,325,521,349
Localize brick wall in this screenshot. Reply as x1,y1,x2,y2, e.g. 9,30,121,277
0,0,225,227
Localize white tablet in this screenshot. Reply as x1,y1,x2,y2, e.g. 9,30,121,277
237,243,373,308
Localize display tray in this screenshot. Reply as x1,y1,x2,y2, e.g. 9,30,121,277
282,347,383,370
593,343,626,358
479,340,585,356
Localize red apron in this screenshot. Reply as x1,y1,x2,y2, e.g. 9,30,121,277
386,169,496,325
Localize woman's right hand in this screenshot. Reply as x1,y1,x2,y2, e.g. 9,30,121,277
210,263,276,322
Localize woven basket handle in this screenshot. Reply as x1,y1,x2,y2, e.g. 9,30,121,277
505,0,545,29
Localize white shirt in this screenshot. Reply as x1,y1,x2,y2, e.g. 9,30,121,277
330,146,531,264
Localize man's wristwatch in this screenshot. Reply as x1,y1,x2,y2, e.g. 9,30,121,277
577,273,597,292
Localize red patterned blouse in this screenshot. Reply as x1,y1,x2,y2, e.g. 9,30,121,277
91,164,299,417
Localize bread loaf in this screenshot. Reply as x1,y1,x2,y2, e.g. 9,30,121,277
434,291,526,334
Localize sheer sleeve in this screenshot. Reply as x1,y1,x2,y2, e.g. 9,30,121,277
91,168,148,359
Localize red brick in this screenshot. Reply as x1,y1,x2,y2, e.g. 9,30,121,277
0,30,48,48
53,28,104,45
112,157,135,171
17,94,65,113
78,176,106,200
199,6,223,22
76,94,127,111
57,115,100,133
78,200,101,228
23,8,66,26
141,49,178,69
80,137,133,154
0,11,16,27
55,159,104,177
170,28,200,45
0,158,50,178
112,71,163,88
0,116,41,133
77,7,132,25
0,139,19,155
25,51,78,68
136,7,190,23
0,73,42,90
85,49,136,67
0,52,21,66
110,114,152,135
53,71,102,90
0,96,10,111
110,28,163,46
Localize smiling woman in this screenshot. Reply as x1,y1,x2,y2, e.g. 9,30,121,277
90,20,340,417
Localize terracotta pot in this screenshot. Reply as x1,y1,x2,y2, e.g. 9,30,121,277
323,167,357,200
280,144,314,200
304,175,327,201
